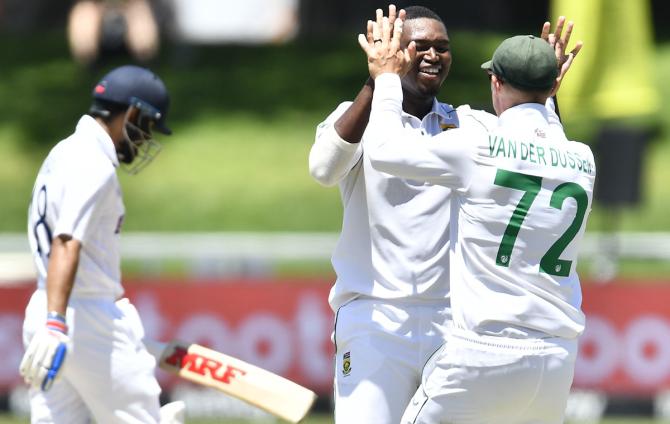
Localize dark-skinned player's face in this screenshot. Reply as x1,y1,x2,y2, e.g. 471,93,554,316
400,18,451,99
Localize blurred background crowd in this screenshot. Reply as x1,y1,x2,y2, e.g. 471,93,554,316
1,0,670,422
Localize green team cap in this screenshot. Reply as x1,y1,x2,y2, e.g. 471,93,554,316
481,35,558,91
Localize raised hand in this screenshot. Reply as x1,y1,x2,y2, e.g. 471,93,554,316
541,16,583,96
358,5,416,79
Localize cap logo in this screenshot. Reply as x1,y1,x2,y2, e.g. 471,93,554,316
94,84,106,94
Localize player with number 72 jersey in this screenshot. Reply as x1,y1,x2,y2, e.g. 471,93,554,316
367,74,595,340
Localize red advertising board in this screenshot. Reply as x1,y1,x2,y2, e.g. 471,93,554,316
2,279,670,396
575,282,670,395
0,279,335,394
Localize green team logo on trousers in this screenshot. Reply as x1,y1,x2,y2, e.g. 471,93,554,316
342,351,352,377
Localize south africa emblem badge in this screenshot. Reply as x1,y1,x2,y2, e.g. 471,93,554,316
342,351,352,377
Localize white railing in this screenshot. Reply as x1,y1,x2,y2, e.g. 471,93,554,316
1,231,669,282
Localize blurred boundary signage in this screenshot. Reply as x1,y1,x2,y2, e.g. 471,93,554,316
168,0,299,44
575,283,670,394
1,280,670,397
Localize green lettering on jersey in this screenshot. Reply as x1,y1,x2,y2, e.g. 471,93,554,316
507,139,517,158
493,169,542,267
520,142,529,160
493,170,590,277
490,136,593,175
540,182,589,276
528,143,537,163
496,137,507,158
550,148,559,166
488,135,497,157
537,146,547,165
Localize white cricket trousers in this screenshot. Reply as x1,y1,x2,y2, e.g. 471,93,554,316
333,297,451,424
22,290,161,424
401,327,578,424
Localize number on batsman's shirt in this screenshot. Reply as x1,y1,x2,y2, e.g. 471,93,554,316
27,116,126,299
367,74,596,339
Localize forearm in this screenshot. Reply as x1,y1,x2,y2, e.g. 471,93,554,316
369,74,407,149
367,74,428,178
333,78,375,143
46,235,81,315
367,74,468,186
309,126,360,186
546,96,563,130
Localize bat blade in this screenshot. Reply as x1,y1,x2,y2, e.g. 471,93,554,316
147,340,317,423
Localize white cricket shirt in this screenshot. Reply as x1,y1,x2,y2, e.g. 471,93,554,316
28,115,125,299
311,92,498,312
368,74,595,339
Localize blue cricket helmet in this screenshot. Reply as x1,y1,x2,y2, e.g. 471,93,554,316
92,65,171,135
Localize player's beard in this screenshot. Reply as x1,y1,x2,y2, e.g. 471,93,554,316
411,69,447,97
119,121,162,174
402,69,446,102
117,137,137,164
115,108,162,173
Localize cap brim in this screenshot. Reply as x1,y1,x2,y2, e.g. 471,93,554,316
481,60,493,71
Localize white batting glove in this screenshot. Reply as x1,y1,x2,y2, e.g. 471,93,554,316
19,312,70,391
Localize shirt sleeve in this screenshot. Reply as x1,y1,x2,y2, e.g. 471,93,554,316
53,161,116,244
366,73,477,191
309,102,364,187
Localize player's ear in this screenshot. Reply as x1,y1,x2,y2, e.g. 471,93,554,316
125,105,141,123
492,75,504,92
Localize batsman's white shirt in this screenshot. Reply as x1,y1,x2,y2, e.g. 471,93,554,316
368,73,595,340
23,115,161,423
28,115,124,299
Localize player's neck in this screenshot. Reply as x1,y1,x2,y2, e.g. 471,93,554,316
94,116,111,135
402,95,434,120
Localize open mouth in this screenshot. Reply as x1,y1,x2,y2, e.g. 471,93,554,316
418,66,441,79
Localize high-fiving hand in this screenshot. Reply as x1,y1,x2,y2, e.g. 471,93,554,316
540,16,584,96
357,5,416,80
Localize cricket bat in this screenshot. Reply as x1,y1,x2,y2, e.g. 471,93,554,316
145,340,317,423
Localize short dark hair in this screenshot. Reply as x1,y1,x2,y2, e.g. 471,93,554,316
404,5,444,25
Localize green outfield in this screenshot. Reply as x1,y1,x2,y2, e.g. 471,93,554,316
1,32,669,236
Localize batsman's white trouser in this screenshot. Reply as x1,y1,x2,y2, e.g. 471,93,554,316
402,327,578,424
333,297,451,424
23,290,161,423
159,401,185,424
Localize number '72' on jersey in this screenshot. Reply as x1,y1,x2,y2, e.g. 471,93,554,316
493,169,589,277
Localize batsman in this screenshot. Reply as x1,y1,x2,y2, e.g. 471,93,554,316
20,65,183,423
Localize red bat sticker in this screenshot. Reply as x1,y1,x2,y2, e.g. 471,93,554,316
164,345,248,384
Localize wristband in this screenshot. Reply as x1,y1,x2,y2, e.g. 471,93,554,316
46,311,68,334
